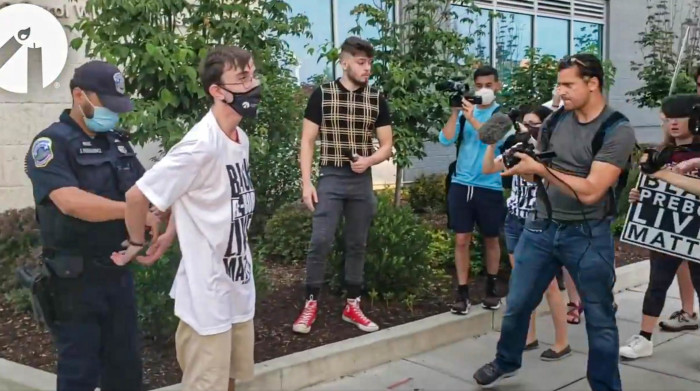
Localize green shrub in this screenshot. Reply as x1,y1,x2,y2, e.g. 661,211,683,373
407,174,447,213
248,133,316,237
131,242,181,341
4,288,32,313
427,228,484,275
255,202,313,265
0,208,41,293
612,163,641,236
427,229,454,270
330,192,449,299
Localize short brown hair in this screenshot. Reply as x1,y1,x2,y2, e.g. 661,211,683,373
558,53,604,91
340,36,374,58
200,46,252,97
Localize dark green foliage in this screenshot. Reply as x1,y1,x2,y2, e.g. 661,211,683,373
255,202,313,265
407,174,447,213
612,164,642,236
130,242,181,341
0,208,41,293
626,0,699,108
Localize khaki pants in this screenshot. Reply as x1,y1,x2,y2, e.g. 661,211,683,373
175,319,255,391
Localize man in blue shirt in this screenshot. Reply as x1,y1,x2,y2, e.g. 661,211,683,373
440,66,507,315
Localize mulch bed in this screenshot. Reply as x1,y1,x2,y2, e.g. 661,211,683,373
0,222,649,390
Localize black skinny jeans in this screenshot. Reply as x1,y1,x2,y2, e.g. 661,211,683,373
642,251,700,317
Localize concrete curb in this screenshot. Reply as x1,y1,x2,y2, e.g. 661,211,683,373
612,259,650,293
156,308,498,391
0,359,55,391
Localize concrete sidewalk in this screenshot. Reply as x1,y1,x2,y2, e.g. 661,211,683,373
304,281,700,391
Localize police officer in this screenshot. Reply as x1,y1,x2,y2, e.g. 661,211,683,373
24,60,160,391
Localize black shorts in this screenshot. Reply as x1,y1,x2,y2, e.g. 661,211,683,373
447,183,506,237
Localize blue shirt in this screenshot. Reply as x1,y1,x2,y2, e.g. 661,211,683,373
439,104,507,191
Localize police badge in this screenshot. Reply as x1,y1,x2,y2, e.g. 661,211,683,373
113,72,126,94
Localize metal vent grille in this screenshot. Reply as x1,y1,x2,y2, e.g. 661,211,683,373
573,0,606,20
497,0,536,12
537,0,572,16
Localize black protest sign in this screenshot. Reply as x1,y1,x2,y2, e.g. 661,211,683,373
621,174,700,263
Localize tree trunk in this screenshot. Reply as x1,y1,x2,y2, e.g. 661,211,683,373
394,165,403,206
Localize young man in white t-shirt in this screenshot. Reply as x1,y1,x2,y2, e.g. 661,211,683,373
111,46,260,391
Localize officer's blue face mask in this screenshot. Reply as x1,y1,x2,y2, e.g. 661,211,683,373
79,93,120,133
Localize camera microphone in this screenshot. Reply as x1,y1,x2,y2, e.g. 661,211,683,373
478,113,514,145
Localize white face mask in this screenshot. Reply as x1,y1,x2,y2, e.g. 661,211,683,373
475,88,495,105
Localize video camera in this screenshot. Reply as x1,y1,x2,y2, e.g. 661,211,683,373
436,79,483,107
691,103,700,136
641,143,700,174
503,142,556,169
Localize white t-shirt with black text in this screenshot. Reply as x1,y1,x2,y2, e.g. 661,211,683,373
136,110,256,336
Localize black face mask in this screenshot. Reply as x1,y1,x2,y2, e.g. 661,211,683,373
524,124,541,140
219,85,262,118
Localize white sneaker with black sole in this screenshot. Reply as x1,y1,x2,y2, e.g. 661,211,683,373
619,335,653,360
482,295,501,310
451,297,471,315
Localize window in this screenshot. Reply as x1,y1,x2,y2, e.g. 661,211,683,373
285,0,334,85
453,5,492,63
448,1,606,84
495,12,532,80
574,21,603,56
536,16,570,59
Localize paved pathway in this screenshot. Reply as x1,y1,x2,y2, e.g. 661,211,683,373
305,281,700,391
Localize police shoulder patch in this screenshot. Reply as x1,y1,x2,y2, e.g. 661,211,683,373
31,137,54,168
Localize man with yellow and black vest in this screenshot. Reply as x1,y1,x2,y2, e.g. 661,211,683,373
293,36,393,335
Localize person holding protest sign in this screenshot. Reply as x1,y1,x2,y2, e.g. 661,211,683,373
619,94,700,360
651,67,700,334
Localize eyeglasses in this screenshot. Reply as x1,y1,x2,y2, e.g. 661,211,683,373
561,56,589,69
219,71,260,88
661,117,689,124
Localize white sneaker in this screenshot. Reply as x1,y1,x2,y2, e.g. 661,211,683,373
659,310,699,332
619,335,653,360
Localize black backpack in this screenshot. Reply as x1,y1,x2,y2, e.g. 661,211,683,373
445,114,468,197
538,108,638,217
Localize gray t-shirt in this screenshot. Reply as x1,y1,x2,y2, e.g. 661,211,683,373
534,106,637,221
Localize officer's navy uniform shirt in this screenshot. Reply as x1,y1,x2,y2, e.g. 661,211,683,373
25,109,145,256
